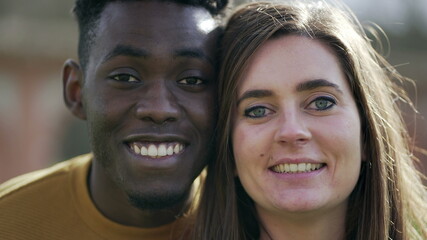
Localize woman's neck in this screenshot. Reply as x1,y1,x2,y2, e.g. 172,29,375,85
257,205,347,240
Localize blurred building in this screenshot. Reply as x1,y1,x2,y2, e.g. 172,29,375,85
0,0,426,183
0,0,90,183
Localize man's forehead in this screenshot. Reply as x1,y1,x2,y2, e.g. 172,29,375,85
86,1,221,71
100,1,217,31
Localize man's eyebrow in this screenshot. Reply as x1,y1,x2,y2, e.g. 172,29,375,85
296,79,343,94
174,48,215,66
102,44,149,63
237,89,273,105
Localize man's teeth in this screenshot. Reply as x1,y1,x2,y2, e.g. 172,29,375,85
271,163,324,173
130,143,184,158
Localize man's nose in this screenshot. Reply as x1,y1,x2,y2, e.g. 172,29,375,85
134,80,180,124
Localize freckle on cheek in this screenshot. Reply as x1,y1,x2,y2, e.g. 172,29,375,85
260,154,264,157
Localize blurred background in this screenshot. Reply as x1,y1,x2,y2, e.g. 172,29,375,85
0,0,426,183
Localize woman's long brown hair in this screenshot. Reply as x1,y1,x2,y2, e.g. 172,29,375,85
191,1,427,239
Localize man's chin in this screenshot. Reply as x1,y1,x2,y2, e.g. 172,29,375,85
127,191,188,211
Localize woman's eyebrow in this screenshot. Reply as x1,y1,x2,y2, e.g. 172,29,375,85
237,89,273,105
236,79,342,105
296,79,343,94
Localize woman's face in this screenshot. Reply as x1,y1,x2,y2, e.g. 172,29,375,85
232,35,362,219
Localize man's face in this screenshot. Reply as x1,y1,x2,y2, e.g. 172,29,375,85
81,1,219,209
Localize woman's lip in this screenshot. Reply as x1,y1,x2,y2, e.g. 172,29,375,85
267,164,326,181
268,157,324,166
269,162,326,174
268,157,327,174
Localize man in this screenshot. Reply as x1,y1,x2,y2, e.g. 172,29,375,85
0,0,227,239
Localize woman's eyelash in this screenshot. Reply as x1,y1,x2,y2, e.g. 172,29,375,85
242,96,335,119
244,106,271,118
308,96,336,111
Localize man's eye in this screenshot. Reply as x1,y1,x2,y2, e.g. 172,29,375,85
111,74,139,83
307,96,336,111
244,106,272,118
178,77,204,85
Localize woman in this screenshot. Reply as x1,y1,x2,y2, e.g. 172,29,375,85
191,1,427,239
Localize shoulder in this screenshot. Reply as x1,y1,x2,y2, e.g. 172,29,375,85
0,154,100,239
0,153,92,199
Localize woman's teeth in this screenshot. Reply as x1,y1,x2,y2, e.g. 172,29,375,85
271,163,324,173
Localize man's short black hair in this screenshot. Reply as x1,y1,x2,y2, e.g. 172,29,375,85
73,0,228,72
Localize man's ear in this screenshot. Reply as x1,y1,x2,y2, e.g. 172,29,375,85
63,59,86,120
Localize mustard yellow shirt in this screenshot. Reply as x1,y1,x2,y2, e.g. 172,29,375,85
0,154,191,240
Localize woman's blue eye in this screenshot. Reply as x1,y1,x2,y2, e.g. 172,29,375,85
309,97,336,111
244,106,270,118
111,74,139,83
178,77,204,85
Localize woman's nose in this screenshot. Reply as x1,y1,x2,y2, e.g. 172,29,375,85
273,110,312,145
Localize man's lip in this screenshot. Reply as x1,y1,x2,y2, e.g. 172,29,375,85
123,134,189,159
127,141,185,159
123,134,189,144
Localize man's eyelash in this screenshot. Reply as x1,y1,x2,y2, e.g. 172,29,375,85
110,73,139,82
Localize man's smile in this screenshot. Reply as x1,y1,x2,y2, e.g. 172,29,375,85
129,142,185,158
